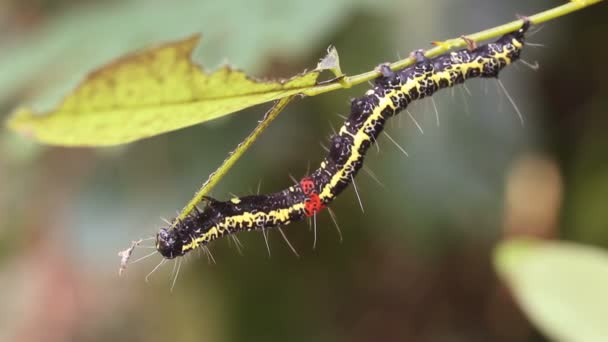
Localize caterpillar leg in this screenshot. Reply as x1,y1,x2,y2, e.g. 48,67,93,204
460,35,477,51
201,196,221,205
375,63,394,78
517,15,532,33
201,195,218,202
410,49,428,63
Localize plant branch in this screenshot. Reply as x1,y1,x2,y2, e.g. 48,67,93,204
303,0,603,96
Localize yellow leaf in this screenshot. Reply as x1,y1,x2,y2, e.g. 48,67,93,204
6,35,325,146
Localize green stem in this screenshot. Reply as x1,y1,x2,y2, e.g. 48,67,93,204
303,0,603,96
172,96,296,226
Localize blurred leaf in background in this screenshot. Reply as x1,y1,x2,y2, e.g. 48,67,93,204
495,239,608,342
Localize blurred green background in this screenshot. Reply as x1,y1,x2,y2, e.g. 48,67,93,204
1,0,607,341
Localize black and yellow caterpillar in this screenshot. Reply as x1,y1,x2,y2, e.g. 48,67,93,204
156,19,530,259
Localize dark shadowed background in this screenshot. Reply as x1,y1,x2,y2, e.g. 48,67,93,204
1,0,607,341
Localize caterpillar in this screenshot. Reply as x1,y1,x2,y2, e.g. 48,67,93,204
155,19,530,259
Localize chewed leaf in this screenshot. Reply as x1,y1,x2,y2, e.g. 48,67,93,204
316,45,343,78
495,238,608,342
7,35,328,146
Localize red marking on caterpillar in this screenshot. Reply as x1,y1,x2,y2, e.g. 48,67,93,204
300,177,315,195
301,177,325,216
305,193,325,217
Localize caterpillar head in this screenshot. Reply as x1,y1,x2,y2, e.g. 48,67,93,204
518,17,531,37
156,227,185,259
